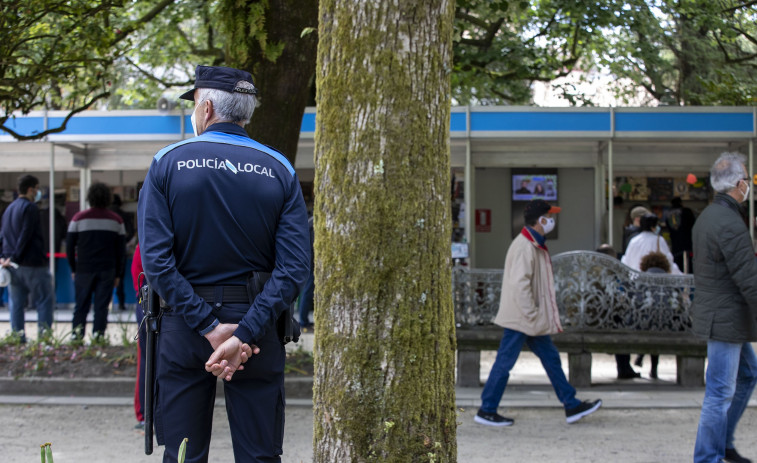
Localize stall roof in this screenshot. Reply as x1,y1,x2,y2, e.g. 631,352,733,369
0,106,754,172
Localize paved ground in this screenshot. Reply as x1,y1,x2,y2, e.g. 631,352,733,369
2,308,757,462
7,402,757,462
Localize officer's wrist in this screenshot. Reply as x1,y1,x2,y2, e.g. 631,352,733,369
198,319,220,336
233,324,254,346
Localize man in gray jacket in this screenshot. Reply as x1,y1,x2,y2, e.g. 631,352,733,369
693,152,757,463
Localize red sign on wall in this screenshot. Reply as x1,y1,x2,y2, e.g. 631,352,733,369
476,209,491,233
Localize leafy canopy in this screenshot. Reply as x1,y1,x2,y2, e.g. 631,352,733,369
0,0,127,139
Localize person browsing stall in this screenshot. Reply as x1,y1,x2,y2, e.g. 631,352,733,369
621,213,681,274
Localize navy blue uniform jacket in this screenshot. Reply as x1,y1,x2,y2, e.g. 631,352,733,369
137,123,310,345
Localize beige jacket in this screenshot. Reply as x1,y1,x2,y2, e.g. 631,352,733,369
493,228,563,336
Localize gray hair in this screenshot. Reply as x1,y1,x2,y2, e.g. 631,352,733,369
196,81,257,125
710,152,747,194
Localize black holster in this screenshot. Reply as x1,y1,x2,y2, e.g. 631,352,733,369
246,272,300,344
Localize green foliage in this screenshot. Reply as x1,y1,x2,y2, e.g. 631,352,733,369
452,0,620,105
0,0,126,138
5,0,754,141
106,0,286,109
178,438,188,463
589,0,757,105
214,0,284,67
452,0,757,106
40,442,53,463
106,0,213,109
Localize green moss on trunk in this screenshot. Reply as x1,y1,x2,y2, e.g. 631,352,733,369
218,0,319,163
313,1,457,461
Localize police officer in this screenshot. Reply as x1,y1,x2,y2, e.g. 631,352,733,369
138,65,310,463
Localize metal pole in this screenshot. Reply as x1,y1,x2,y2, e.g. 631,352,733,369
595,143,604,248
44,108,56,282
49,143,55,281
608,140,614,247
608,108,615,247
80,145,90,211
750,139,754,242
464,105,474,267
180,105,186,140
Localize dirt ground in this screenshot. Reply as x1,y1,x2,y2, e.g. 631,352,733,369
0,343,138,379
3,403,757,462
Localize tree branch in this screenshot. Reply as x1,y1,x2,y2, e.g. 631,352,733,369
454,14,504,49
454,10,491,30
722,0,757,13
0,92,110,141
111,0,177,47
123,56,193,87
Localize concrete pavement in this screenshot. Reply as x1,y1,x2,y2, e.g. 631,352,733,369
5,307,757,462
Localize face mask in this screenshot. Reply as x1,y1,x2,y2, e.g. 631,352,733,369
654,225,661,235
34,188,42,202
540,216,555,235
741,181,750,203
190,102,200,136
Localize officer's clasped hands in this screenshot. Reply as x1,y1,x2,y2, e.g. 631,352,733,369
205,336,257,381
204,323,258,381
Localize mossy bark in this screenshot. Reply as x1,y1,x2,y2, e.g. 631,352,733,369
313,1,457,462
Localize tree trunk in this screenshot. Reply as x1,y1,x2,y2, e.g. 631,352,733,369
242,0,318,163
313,1,457,462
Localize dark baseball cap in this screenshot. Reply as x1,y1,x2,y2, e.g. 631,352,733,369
524,199,561,222
179,65,258,101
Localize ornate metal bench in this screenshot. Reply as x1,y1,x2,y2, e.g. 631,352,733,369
453,251,705,388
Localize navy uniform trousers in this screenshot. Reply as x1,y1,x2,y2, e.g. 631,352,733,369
154,303,285,463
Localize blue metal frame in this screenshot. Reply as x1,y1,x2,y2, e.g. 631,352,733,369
2,106,754,142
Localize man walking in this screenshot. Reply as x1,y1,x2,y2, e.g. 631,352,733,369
0,174,54,341
692,152,757,463
67,182,126,341
475,199,601,426
138,65,310,462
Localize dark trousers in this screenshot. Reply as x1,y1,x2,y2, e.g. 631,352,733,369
155,304,285,463
115,260,127,308
616,354,636,376
72,269,116,339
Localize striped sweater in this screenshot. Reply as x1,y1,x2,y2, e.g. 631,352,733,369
66,208,125,276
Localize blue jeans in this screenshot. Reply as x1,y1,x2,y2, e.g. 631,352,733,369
7,265,54,340
72,269,116,339
480,328,581,412
694,340,757,463
298,271,314,326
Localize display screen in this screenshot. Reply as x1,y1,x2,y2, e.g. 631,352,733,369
512,174,557,201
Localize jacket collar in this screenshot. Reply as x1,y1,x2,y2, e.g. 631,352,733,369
715,192,742,210
522,226,548,251
205,122,249,138
714,192,748,226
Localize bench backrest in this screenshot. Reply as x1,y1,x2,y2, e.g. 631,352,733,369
453,250,696,333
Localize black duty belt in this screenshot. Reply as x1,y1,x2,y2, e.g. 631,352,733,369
193,285,250,309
